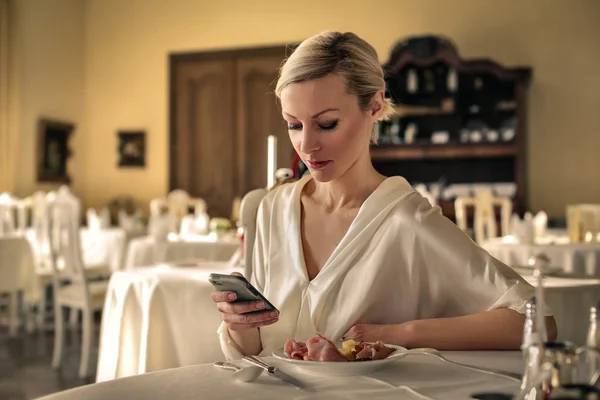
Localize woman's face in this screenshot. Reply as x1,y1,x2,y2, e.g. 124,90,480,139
280,74,380,182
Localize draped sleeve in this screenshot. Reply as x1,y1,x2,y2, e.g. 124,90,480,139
410,195,550,317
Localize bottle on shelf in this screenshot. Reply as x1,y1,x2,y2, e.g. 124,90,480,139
390,118,402,144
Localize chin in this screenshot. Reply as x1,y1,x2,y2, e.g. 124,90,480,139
307,169,340,183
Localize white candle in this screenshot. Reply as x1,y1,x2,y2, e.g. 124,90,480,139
267,135,277,188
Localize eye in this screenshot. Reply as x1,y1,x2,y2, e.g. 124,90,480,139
318,120,338,131
287,123,302,131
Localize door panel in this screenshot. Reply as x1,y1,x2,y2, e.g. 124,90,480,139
235,55,294,196
173,59,236,217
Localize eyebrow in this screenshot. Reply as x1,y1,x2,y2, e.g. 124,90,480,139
283,108,339,119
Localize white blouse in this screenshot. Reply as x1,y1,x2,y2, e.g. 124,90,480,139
218,174,538,360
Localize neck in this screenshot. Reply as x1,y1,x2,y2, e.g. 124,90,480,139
308,152,386,211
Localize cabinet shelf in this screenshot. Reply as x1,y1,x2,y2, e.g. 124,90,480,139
370,143,518,161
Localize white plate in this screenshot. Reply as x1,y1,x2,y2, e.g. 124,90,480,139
271,343,408,376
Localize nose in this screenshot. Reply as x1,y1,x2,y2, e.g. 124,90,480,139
299,127,320,155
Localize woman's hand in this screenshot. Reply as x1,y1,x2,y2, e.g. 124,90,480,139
211,273,279,332
343,324,394,344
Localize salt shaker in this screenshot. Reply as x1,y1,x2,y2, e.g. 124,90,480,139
522,298,542,356
528,254,550,344
515,254,552,400
587,305,600,349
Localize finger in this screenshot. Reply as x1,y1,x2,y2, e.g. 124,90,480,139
217,300,266,315
231,272,244,277
211,291,237,303
222,310,279,325
227,316,279,331
343,328,358,340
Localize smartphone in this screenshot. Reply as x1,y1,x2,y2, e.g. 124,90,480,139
209,273,278,313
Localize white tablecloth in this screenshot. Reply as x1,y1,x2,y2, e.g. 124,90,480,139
124,235,239,269
26,227,144,273
483,236,600,277
44,351,523,400
96,263,241,382
522,273,600,345
94,262,600,383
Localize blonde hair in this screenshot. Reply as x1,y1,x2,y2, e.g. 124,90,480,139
275,31,395,124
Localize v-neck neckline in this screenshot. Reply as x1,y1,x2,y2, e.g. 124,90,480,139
292,174,392,284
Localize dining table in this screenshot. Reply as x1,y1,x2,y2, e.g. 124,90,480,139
124,234,239,269
39,351,524,400
482,234,600,277
95,262,241,382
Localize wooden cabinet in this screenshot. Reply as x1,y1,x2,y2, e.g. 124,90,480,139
373,35,532,220
170,47,293,218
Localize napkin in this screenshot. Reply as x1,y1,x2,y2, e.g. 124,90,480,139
510,212,535,244
149,214,176,241
87,207,110,231
118,209,144,232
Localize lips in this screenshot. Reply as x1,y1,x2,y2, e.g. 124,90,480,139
306,160,331,170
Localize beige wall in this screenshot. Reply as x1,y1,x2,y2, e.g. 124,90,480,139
8,0,86,196
12,0,599,218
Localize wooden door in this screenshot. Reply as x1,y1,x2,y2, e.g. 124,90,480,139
170,46,293,219
235,54,294,196
171,58,236,218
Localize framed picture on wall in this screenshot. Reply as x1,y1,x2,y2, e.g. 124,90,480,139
117,130,146,167
36,118,74,183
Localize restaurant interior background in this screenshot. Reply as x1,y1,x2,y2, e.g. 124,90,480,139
1,0,600,399
1,0,599,218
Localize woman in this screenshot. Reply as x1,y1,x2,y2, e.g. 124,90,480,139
213,31,557,359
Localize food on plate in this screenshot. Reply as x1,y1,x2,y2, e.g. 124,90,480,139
283,333,396,362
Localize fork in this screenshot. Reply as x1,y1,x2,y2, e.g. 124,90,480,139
407,348,522,381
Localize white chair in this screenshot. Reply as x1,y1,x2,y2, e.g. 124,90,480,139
0,236,38,336
567,204,600,242
414,184,438,207
239,189,268,280
455,187,512,244
149,197,168,219
167,189,191,220
47,196,108,378
106,196,142,227
0,192,17,235
148,198,176,241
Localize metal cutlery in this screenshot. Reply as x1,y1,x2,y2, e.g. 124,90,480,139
213,361,263,382
242,355,310,390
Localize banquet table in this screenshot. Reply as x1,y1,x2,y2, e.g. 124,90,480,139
482,235,600,277
124,235,239,269
96,263,241,382
41,351,524,400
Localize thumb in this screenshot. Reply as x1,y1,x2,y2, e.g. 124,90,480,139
231,272,244,278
